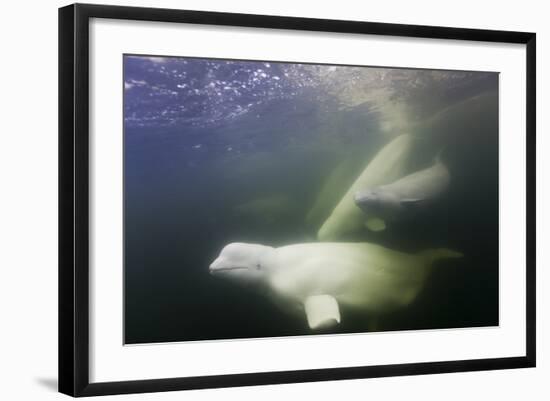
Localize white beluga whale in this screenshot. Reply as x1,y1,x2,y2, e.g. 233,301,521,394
317,134,414,239
354,154,450,222
209,242,462,330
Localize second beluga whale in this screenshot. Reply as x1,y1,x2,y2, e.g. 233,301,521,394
354,153,450,223
209,242,462,330
317,134,415,239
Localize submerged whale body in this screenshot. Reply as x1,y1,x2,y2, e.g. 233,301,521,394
209,242,462,330
305,157,361,229
317,134,414,239
354,155,450,222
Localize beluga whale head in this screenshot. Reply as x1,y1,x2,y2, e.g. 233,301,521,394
354,188,399,215
209,243,275,285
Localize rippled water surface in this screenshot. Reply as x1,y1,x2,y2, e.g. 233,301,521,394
124,55,499,344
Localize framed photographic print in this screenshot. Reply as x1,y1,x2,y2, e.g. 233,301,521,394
58,3,536,397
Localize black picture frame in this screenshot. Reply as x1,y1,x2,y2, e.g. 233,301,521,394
59,3,536,397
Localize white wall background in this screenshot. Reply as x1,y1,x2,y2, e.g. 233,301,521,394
0,0,547,399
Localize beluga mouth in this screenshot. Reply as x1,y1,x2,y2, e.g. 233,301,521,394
354,192,370,205
209,264,248,274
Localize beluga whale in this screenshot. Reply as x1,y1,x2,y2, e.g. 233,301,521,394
209,242,462,330
317,134,415,239
354,153,450,223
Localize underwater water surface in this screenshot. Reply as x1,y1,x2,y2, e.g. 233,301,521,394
123,55,499,344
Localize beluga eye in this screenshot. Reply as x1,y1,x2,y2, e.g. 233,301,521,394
256,263,261,270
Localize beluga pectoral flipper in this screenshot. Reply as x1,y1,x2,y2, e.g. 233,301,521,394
304,295,341,329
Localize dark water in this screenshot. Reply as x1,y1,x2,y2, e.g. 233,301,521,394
124,55,499,344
